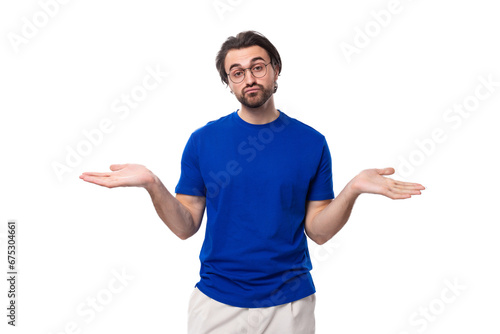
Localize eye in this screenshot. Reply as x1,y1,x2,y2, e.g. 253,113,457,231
253,65,264,72
232,70,244,78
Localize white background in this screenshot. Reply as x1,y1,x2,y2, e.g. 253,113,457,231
1,0,499,333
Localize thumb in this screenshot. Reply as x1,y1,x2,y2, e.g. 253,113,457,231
377,167,395,176
110,164,127,171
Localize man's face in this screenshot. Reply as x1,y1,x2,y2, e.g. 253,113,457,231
224,45,279,109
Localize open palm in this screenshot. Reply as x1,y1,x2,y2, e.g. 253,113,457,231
352,167,425,199
80,164,155,188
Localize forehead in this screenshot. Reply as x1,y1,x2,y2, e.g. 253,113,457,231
225,45,270,70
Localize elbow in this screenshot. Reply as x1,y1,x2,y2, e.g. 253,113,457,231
175,225,199,240
177,234,190,241
307,230,332,245
315,238,327,246
176,231,195,240
311,235,329,245
167,218,200,240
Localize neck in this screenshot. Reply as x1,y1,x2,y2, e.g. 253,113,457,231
238,97,279,125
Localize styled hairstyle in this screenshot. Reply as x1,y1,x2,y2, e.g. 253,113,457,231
215,30,282,85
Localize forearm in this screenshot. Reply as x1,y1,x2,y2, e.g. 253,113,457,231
308,180,360,244
145,175,198,240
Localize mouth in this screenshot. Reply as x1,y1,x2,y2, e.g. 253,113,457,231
244,87,260,94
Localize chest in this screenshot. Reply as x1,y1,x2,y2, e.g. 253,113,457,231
198,133,320,198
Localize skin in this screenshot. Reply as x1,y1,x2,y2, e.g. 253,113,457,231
225,45,279,124
80,45,425,244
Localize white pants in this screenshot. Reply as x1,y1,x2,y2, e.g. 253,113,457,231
187,287,316,334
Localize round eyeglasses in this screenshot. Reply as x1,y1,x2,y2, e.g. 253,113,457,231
227,62,272,84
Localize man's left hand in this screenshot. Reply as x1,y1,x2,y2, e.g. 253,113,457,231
349,167,425,199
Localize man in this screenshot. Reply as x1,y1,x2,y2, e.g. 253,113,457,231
80,31,424,333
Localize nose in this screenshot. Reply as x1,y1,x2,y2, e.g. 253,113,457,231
243,68,256,85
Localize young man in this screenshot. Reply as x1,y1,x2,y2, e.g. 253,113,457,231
80,31,424,333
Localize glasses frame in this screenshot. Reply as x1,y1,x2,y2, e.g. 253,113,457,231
227,62,272,84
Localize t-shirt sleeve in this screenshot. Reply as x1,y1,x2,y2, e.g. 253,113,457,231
307,138,335,201
175,133,206,196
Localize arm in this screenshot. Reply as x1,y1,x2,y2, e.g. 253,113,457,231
305,167,425,245
80,164,206,240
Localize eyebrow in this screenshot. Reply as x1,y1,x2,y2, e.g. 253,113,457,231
228,56,267,72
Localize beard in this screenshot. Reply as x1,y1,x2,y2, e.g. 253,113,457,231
235,84,274,109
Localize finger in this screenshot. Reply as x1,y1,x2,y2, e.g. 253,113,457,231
376,167,395,176
392,187,422,196
81,175,118,188
80,172,112,177
403,189,422,195
391,181,425,188
387,183,422,192
80,175,107,186
110,164,127,171
392,182,426,190
385,190,413,199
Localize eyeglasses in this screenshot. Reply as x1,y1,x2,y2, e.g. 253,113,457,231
227,62,272,84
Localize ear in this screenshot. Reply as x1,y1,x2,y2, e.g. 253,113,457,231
226,81,234,93
273,64,280,81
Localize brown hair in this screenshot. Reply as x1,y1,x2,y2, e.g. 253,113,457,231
215,30,282,85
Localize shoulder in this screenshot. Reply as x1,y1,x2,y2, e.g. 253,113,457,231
190,112,234,138
281,111,327,141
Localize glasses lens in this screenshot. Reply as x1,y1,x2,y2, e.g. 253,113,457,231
229,69,245,83
251,63,267,78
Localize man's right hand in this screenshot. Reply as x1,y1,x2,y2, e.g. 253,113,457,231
80,163,205,239
80,164,155,189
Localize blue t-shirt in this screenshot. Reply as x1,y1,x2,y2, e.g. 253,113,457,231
175,110,334,308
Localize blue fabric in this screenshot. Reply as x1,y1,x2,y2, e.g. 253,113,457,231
175,110,334,308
